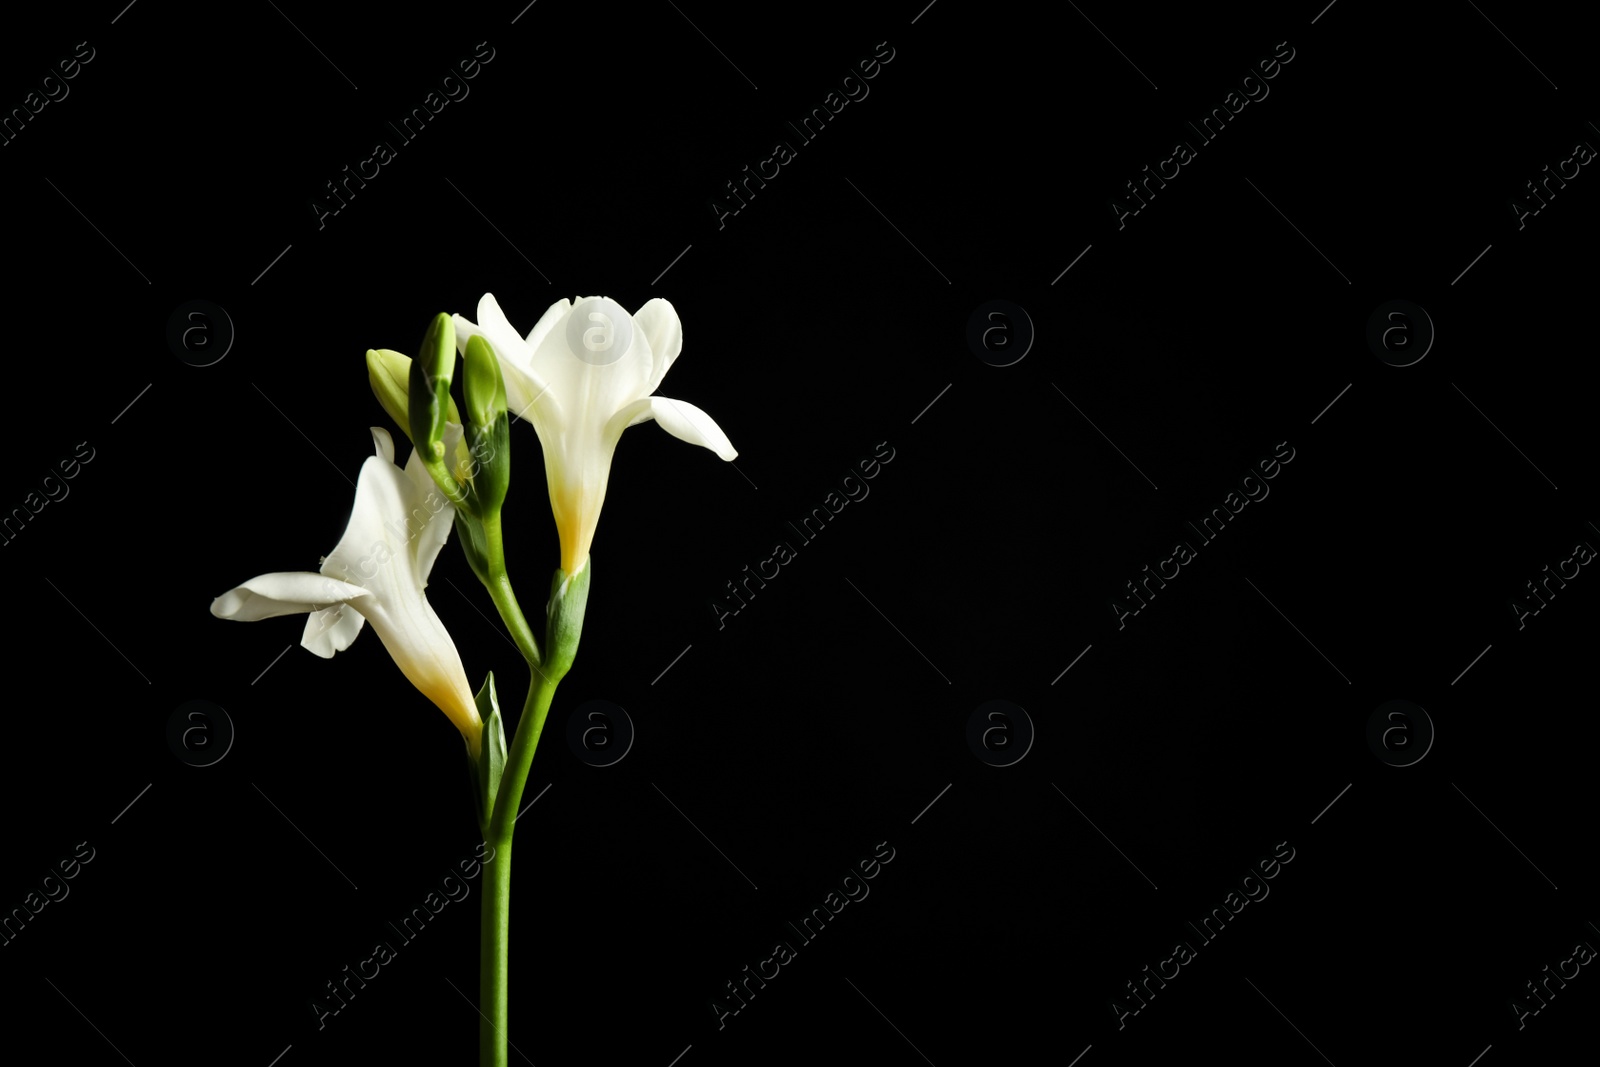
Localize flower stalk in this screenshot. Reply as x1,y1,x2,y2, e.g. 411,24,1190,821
476,560,588,1067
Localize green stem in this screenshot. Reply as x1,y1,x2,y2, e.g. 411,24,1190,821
477,829,512,1067
479,666,559,1067
481,510,543,667
422,454,470,511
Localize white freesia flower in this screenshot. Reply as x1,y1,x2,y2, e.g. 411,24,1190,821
210,426,483,754
453,294,737,575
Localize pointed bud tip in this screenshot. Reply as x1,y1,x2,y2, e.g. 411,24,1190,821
419,314,457,385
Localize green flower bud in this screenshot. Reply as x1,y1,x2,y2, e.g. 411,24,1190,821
462,334,510,515
463,334,508,431
409,313,457,461
368,347,461,444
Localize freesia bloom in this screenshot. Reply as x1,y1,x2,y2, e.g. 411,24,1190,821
453,294,737,575
210,426,483,754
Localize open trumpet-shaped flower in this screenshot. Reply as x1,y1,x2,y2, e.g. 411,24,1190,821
210,426,484,755
453,294,737,575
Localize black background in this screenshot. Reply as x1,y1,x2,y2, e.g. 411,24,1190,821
2,2,1595,1065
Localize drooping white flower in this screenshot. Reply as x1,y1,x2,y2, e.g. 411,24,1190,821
210,426,483,754
453,294,737,576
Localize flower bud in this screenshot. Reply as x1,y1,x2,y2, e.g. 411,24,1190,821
409,313,457,461
462,334,510,515
367,347,461,444
463,334,508,431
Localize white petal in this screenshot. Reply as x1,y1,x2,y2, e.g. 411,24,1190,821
212,428,477,746
525,296,573,347
210,572,369,622
633,298,683,394
457,296,563,426
326,430,460,592
370,425,394,465
503,365,560,429
451,312,487,355
300,602,366,658
475,293,525,352
527,296,655,428
320,452,410,586
403,432,460,582
348,587,481,744
639,395,738,460
511,298,573,426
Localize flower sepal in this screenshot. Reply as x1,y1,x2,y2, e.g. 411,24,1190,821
466,671,509,835
542,559,590,682
453,510,492,588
